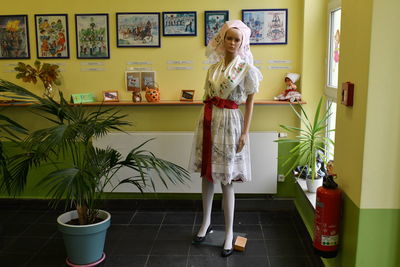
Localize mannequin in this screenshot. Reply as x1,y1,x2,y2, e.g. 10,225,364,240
189,20,262,257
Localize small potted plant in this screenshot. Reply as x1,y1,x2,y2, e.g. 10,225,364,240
275,97,335,192
15,60,61,98
0,79,190,265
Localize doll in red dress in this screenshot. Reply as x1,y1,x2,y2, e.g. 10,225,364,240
274,73,302,103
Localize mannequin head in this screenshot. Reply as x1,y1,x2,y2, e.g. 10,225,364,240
223,27,243,57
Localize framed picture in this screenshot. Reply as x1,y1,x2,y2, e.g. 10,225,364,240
242,9,288,45
141,71,156,91
180,90,195,101
125,71,141,92
0,15,30,59
75,14,110,59
103,90,119,102
204,11,229,46
163,11,196,36
116,13,160,47
35,14,69,58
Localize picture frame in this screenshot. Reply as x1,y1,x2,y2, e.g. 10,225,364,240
116,12,160,47
141,71,156,91
0,15,30,59
75,14,110,59
242,9,288,45
125,71,141,92
180,90,195,101
204,11,229,46
35,14,70,58
163,11,197,36
103,90,119,102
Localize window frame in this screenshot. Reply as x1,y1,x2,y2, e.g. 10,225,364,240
325,0,341,160
325,0,341,101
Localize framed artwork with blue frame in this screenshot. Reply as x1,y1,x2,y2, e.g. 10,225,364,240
242,9,288,45
204,10,229,46
75,13,110,59
162,11,197,36
35,14,70,58
116,12,160,48
0,15,30,59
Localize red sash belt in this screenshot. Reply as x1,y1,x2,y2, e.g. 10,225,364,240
201,97,239,181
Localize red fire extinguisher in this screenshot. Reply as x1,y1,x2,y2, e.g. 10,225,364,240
313,175,341,258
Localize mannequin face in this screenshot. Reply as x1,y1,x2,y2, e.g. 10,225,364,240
224,28,242,56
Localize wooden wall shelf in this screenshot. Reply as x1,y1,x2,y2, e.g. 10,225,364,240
0,100,306,107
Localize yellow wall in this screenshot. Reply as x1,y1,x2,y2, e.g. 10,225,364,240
336,0,400,209
334,0,373,208
1,0,302,102
361,0,400,209
1,0,306,135
300,0,327,116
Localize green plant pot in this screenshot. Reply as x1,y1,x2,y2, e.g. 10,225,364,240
57,210,111,265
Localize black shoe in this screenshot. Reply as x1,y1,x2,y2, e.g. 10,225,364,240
221,247,234,257
193,225,212,243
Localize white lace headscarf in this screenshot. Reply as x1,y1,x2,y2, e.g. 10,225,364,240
206,20,254,65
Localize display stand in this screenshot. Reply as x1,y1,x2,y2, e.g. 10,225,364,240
192,230,246,247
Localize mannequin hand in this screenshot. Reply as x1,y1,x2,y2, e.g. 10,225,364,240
237,133,247,153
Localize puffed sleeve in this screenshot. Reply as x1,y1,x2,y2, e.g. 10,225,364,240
244,65,263,95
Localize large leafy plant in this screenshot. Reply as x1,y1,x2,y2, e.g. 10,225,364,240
0,112,28,187
0,79,190,225
276,97,335,181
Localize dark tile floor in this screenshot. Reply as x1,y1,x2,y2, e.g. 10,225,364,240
0,199,324,267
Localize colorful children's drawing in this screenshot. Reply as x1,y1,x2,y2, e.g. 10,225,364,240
117,13,160,47
163,12,197,36
205,11,229,46
35,14,69,58
76,14,109,59
242,9,288,45
0,15,30,59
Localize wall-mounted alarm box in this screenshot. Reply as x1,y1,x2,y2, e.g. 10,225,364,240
341,82,354,106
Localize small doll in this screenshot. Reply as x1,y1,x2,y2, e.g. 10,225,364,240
274,73,302,103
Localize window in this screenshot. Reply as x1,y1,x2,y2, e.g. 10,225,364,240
326,100,336,160
325,0,341,160
327,8,341,89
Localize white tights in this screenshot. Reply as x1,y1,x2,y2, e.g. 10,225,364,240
197,178,235,250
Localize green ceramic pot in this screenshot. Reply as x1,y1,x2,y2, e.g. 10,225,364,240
57,210,111,265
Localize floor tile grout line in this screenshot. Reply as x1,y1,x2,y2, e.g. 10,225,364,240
186,212,199,267
143,212,165,267
127,209,138,224
259,216,272,267
22,231,57,267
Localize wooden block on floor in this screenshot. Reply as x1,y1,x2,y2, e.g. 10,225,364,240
234,236,247,251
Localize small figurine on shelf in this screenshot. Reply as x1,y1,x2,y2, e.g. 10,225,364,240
145,81,160,102
274,73,302,103
132,88,142,102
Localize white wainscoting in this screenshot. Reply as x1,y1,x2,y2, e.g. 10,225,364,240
93,132,277,194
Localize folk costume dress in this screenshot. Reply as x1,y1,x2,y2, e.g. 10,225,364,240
189,55,262,185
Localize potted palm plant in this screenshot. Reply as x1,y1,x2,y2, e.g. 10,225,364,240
0,110,28,186
276,97,334,192
0,79,190,265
